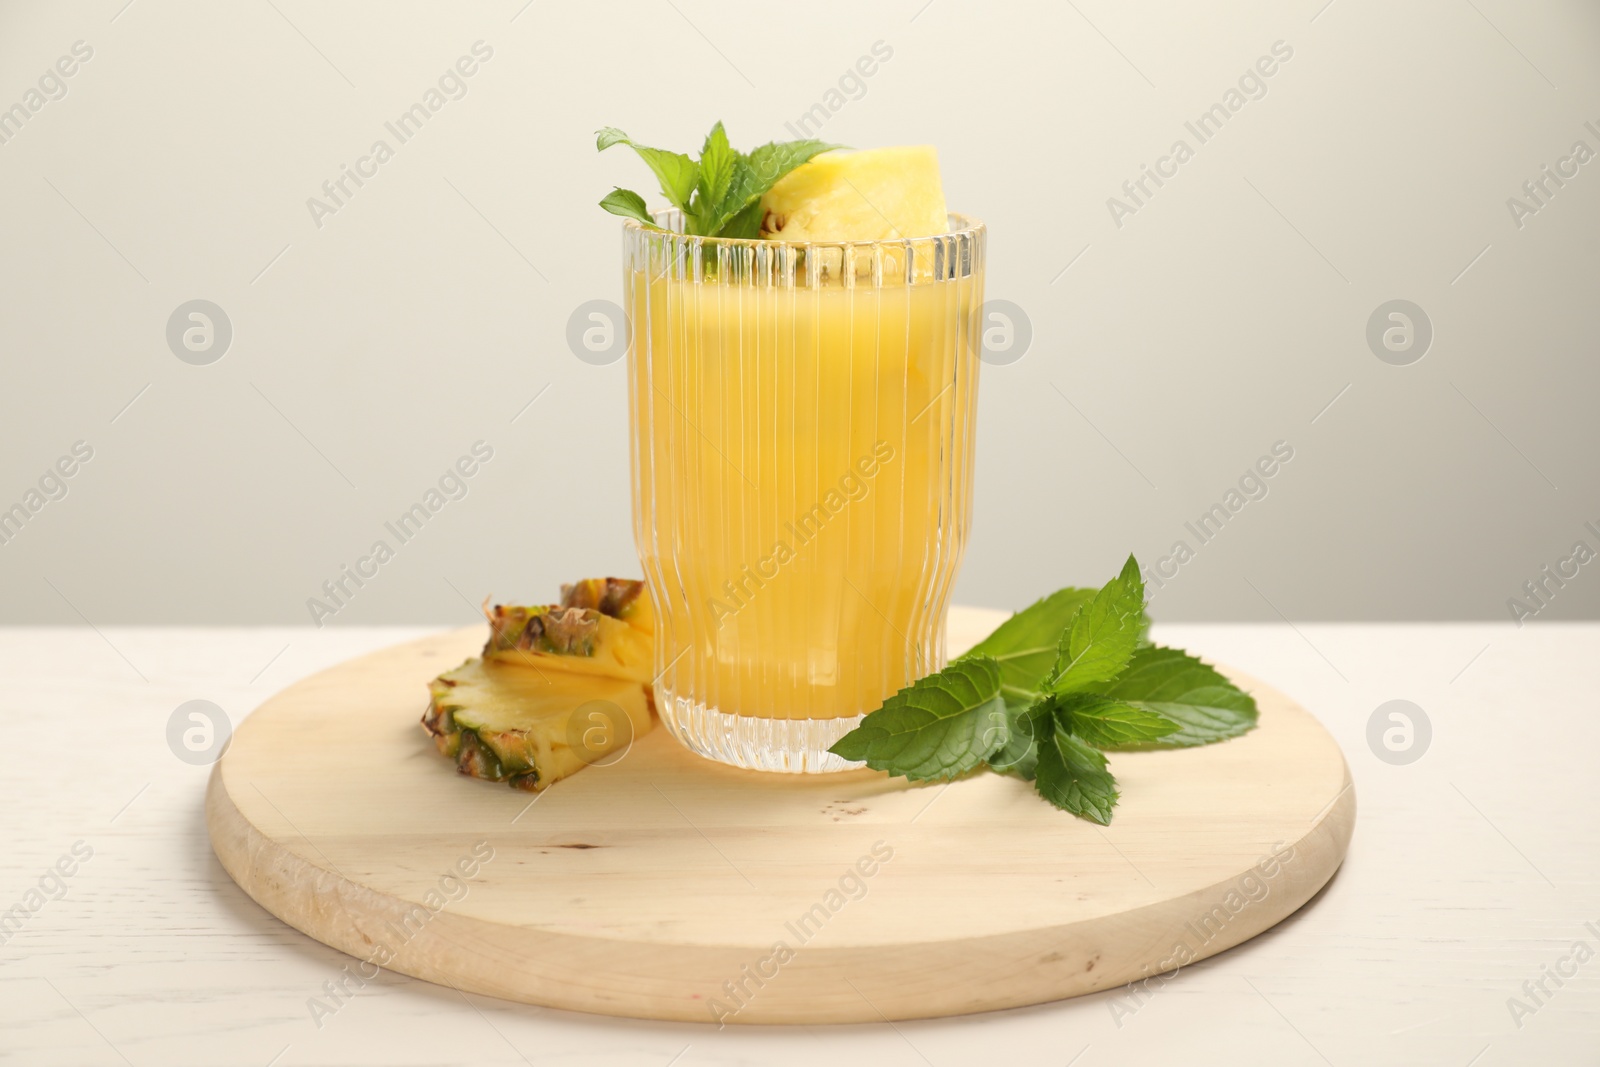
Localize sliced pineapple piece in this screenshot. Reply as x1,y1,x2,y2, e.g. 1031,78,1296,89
759,146,948,243
483,578,654,684
423,657,651,791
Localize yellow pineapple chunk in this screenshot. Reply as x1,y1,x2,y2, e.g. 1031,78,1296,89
423,658,651,791
759,146,948,243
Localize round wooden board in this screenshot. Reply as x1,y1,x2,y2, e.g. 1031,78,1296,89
207,608,1355,1025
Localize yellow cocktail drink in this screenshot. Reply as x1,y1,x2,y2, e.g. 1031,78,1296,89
625,218,985,770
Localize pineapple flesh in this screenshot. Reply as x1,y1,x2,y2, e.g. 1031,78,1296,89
482,577,654,685
423,657,652,792
758,146,948,243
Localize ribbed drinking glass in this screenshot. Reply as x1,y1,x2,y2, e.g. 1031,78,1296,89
624,211,985,772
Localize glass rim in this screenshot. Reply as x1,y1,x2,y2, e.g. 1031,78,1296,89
622,209,984,250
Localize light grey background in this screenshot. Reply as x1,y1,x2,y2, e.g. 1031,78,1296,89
1,0,1596,625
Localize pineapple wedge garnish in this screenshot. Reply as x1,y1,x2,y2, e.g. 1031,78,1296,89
482,577,654,685
423,657,652,792
758,146,948,243
424,577,658,791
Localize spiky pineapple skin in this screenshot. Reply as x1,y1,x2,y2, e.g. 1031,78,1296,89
482,578,654,684
559,577,653,633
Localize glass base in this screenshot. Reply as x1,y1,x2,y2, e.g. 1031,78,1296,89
656,689,866,773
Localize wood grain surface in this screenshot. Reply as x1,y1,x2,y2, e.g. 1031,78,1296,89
206,608,1354,1024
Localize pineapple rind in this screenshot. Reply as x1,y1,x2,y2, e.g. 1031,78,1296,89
560,577,650,631
482,579,654,684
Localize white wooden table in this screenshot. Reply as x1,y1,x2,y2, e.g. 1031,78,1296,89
2,622,1596,1066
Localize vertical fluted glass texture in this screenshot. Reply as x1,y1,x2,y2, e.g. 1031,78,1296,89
625,212,985,772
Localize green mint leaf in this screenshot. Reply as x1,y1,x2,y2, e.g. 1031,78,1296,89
598,188,658,227
1034,722,1119,825
695,121,736,223
746,138,842,187
958,586,1097,710
1046,555,1147,694
1095,646,1259,748
1048,693,1178,749
705,139,842,236
828,657,1006,781
596,128,700,215
700,154,759,236
715,199,766,240
986,697,1050,779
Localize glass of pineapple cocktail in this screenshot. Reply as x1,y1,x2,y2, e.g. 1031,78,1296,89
623,153,985,772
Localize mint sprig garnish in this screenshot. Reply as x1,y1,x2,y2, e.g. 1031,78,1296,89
597,121,842,238
829,554,1258,823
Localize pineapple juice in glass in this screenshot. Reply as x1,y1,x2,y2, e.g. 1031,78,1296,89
624,192,984,773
